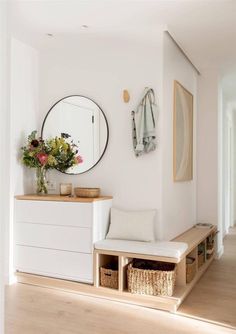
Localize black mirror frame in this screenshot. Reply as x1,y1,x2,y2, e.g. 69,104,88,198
41,95,109,175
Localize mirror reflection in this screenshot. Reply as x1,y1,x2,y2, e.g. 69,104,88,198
41,95,109,174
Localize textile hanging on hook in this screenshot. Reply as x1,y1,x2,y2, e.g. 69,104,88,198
132,88,157,157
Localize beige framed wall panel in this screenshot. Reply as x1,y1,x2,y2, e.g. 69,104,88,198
173,80,193,182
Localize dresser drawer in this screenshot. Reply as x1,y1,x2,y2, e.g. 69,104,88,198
15,222,92,253
15,245,93,283
15,200,93,228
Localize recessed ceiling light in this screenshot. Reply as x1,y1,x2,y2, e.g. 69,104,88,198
81,25,89,29
46,33,54,37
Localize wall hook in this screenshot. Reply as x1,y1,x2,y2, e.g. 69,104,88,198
123,90,130,103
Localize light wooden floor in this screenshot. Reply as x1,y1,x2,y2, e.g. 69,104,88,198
5,228,236,334
178,227,236,328
5,283,236,334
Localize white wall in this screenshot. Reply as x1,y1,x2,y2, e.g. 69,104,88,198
233,110,236,225
222,101,234,235
36,31,198,240
39,33,163,238
221,96,227,236
221,99,236,235
161,33,197,240
12,31,199,242
0,3,9,333
197,70,219,223
6,38,39,283
10,38,39,195
197,69,223,255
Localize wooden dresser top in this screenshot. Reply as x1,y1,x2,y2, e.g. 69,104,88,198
15,194,113,203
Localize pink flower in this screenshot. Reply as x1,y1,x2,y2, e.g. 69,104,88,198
36,152,48,165
76,155,83,164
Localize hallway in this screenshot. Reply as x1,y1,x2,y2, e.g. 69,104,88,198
178,227,236,328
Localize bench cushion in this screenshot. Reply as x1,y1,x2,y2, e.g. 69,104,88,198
106,208,156,242
94,239,188,260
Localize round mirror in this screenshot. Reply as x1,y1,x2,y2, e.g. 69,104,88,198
41,95,109,174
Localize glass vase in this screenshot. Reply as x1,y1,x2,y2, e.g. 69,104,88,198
36,167,48,195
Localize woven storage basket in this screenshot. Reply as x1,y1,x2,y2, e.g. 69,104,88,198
198,251,204,268
100,264,118,289
186,257,196,283
127,261,177,297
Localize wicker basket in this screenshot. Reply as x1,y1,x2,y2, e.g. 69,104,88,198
198,251,205,268
206,246,214,260
100,264,118,289
186,257,196,283
127,261,177,297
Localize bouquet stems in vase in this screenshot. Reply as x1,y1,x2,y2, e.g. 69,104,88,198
36,166,48,195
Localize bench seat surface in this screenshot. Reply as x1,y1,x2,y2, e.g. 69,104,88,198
94,239,188,260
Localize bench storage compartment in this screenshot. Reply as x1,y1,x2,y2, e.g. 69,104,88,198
127,260,177,296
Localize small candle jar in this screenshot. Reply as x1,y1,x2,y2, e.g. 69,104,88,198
60,183,72,196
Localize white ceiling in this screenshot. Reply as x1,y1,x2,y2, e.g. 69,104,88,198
9,0,236,76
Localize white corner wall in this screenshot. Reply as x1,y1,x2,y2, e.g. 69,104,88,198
161,33,197,240
0,3,9,333
6,38,39,284
197,69,219,224
233,110,236,225
39,33,163,237
221,95,227,237
197,69,223,255
10,38,39,195
220,98,236,240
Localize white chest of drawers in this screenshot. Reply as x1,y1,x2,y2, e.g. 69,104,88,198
14,195,112,284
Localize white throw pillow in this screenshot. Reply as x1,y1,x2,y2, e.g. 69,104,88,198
106,208,156,242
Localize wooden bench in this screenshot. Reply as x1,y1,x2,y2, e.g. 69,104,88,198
93,225,217,312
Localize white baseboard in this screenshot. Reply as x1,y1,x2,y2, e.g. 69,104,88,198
216,245,224,259
5,273,17,285
223,229,227,238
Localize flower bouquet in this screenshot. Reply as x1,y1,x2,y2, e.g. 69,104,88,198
21,131,83,194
